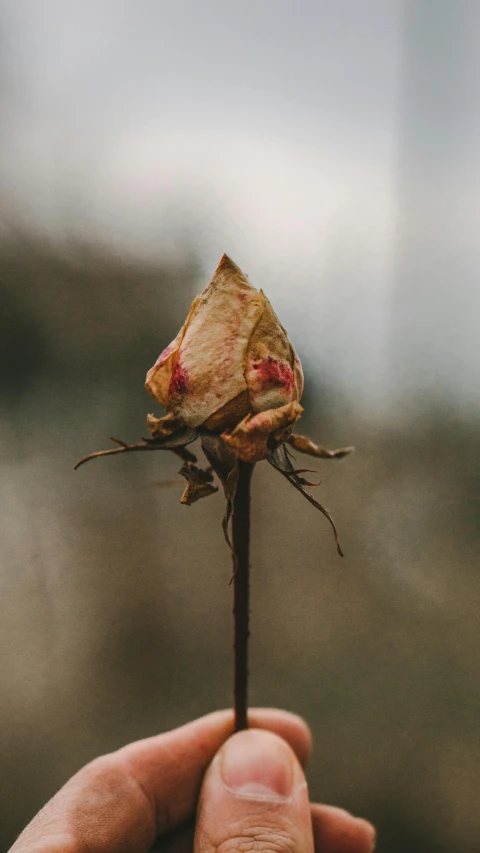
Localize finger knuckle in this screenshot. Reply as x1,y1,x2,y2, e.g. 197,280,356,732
76,754,153,827
216,824,297,853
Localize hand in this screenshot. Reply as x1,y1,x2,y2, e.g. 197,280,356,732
10,709,375,853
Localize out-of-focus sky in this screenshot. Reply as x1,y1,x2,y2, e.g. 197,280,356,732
1,0,478,402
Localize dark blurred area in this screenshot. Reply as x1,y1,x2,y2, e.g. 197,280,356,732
1,1,479,852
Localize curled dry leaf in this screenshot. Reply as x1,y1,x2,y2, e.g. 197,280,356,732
268,443,344,556
200,434,240,548
178,462,218,505
288,433,355,459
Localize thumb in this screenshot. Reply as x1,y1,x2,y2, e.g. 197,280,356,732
194,729,313,853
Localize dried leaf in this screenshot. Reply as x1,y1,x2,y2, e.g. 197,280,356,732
146,410,196,442
201,434,239,548
142,421,198,451
288,433,354,459
267,444,344,556
178,462,218,505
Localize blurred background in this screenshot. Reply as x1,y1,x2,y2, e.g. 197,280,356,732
0,1,479,851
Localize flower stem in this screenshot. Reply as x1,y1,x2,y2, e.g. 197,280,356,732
232,460,254,732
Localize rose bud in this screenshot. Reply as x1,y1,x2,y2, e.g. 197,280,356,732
75,253,351,555
145,254,304,462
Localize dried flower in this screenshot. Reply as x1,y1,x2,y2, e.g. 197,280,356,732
75,254,353,552
75,252,354,733
145,254,304,463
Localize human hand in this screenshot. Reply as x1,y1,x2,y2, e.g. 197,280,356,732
10,709,375,853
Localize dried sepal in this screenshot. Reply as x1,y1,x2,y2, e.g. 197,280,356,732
146,410,197,444
288,433,354,459
290,468,321,487
200,434,239,548
179,462,218,505
267,443,344,556
221,401,303,463
73,429,197,471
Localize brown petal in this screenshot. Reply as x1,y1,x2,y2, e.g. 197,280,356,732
292,351,304,401
166,255,266,429
221,401,303,463
145,295,202,405
201,389,251,432
244,297,298,412
145,254,304,433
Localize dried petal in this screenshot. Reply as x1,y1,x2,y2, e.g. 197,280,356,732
146,256,263,428
292,353,304,402
221,401,303,463
145,255,304,457
201,389,251,431
245,300,301,412
145,296,202,406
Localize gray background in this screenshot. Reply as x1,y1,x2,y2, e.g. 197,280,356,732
1,2,479,851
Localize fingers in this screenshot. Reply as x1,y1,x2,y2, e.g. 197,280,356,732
311,805,376,853
153,805,376,853
152,806,376,853
10,709,310,853
194,729,313,853
248,707,312,768
10,708,375,853
192,731,376,853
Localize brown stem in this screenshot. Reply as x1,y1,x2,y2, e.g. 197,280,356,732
74,438,159,470
232,460,254,732
74,438,197,470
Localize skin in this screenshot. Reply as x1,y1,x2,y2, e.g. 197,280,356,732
10,709,375,853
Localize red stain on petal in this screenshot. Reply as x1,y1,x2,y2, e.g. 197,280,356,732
169,359,189,397
252,357,294,393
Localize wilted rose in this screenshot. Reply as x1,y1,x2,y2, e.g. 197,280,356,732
75,253,351,553
145,254,304,463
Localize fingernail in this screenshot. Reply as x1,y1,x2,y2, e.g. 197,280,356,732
220,729,294,800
